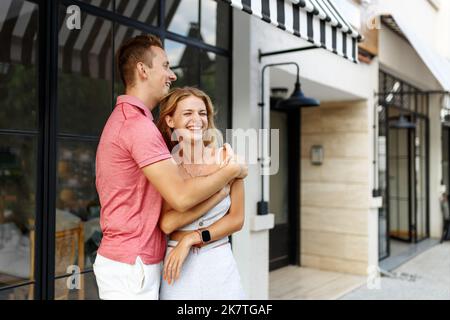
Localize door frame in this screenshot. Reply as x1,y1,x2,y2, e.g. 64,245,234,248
268,100,301,270
385,110,430,246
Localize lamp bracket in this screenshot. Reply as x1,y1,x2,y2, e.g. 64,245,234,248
258,46,319,62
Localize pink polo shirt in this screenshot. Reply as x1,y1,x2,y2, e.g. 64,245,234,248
95,95,172,265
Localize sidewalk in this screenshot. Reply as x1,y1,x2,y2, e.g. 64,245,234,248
269,266,365,300
340,242,450,300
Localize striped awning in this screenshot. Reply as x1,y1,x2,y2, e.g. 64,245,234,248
226,0,363,63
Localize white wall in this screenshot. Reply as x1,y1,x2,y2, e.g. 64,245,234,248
378,26,440,90
231,9,272,300
377,0,441,49
378,22,444,240
429,94,444,238
232,6,378,298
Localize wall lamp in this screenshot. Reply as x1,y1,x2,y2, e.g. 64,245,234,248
257,61,320,215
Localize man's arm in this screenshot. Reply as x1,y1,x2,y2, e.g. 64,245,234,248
142,157,245,212
158,184,230,235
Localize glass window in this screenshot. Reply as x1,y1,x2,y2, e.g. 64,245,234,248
0,136,37,290
0,0,38,296
0,0,39,131
165,40,201,87
54,271,99,300
166,0,230,49
78,0,113,10
113,25,147,97
0,283,34,300
56,7,110,281
115,0,158,26
164,40,230,137
55,139,100,278
58,7,113,136
200,51,230,136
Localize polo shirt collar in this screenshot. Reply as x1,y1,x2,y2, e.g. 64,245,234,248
117,95,153,120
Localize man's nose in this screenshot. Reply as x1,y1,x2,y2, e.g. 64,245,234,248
169,69,177,81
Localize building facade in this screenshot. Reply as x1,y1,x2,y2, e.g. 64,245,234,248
0,0,449,300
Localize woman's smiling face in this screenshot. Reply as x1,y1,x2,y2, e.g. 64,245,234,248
165,95,208,143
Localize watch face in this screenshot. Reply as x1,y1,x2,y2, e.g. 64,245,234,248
201,230,211,242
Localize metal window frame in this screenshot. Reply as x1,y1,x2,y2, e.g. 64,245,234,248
0,0,232,300
377,70,431,261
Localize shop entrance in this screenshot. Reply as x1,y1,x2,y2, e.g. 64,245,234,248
387,113,428,243
377,71,430,262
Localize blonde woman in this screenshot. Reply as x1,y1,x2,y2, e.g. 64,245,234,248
156,87,246,300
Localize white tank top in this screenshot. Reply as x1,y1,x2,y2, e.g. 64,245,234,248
179,195,231,231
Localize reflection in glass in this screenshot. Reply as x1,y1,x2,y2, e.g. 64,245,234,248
415,118,427,240
165,40,200,88
113,25,146,98
0,0,38,296
269,112,289,225
165,0,229,49
0,136,36,291
200,52,229,135
0,0,38,130
0,284,34,300
115,0,158,25
164,40,230,136
388,113,410,241
378,105,388,259
57,7,109,280
55,271,99,300
56,140,100,277
58,7,113,136
78,0,113,10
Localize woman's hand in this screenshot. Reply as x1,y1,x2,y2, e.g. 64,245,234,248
163,232,201,284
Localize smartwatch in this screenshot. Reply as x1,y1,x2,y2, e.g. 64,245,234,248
198,229,211,243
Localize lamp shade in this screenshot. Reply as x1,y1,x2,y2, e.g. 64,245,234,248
390,114,416,129
276,82,320,110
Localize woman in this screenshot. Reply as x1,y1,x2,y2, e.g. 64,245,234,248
156,87,246,300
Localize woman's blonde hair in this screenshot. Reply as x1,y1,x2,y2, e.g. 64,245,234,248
156,87,219,151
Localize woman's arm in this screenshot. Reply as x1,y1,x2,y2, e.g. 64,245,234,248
163,179,245,284
196,178,245,245
159,184,230,235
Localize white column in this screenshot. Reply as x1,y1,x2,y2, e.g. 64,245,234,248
231,10,274,300
429,94,444,239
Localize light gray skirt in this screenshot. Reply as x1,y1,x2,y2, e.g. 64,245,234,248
159,240,246,300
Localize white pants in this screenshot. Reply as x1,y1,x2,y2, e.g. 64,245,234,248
93,254,161,300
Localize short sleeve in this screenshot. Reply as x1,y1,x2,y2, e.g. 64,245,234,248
119,117,172,168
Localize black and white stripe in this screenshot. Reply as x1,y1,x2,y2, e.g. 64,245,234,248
227,0,363,63
0,0,162,80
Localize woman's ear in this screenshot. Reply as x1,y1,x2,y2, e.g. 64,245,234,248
165,115,174,129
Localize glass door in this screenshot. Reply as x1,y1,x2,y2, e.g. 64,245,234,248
269,109,290,270
388,115,412,242
378,105,389,259
269,101,300,271
414,116,428,241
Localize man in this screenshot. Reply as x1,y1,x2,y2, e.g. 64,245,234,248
94,35,246,299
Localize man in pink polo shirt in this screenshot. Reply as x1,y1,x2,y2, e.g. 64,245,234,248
93,35,246,300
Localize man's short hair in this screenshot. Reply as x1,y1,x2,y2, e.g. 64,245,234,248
117,34,163,88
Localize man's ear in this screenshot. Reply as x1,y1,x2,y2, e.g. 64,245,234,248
136,62,148,80
165,115,174,128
